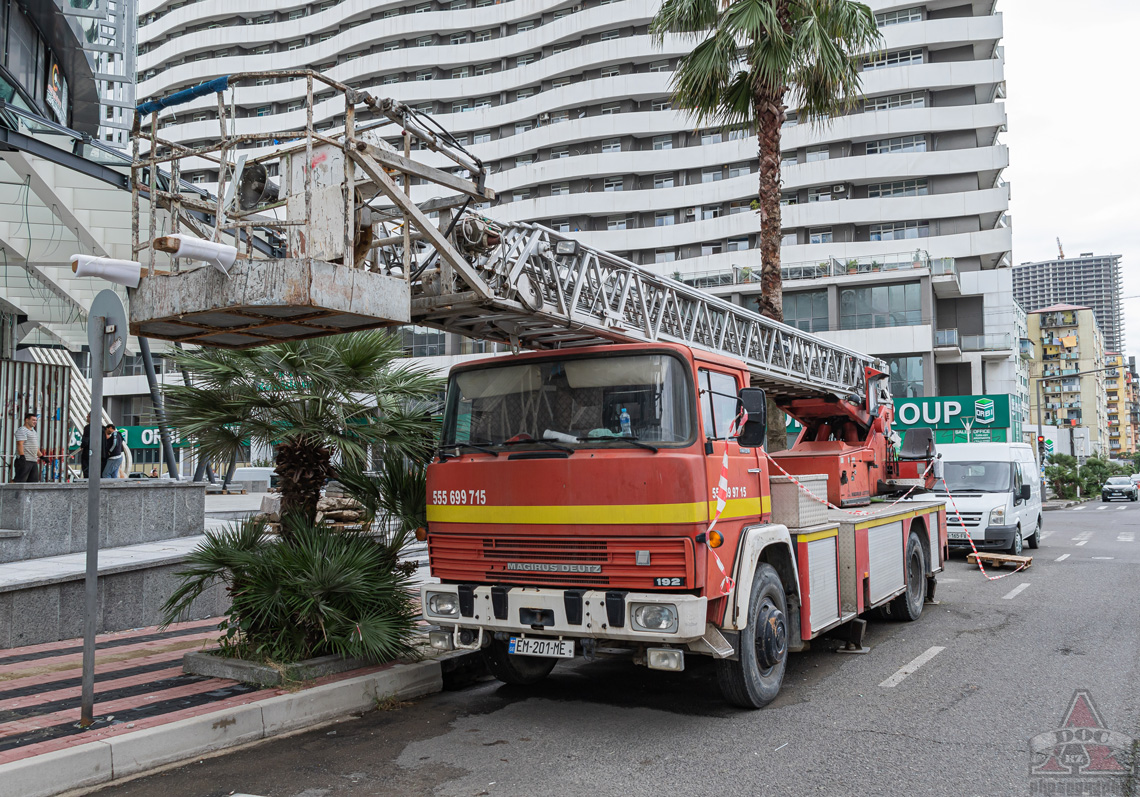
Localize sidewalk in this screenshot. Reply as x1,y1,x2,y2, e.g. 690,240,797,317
0,618,476,797
1042,497,1090,511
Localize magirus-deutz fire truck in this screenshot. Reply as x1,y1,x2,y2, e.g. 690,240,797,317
413,218,948,709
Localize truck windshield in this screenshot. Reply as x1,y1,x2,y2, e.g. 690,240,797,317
935,461,1012,493
441,353,696,449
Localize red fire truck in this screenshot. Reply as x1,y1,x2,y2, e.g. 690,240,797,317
421,340,945,708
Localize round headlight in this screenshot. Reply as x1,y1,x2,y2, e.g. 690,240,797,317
427,593,459,616
633,604,678,631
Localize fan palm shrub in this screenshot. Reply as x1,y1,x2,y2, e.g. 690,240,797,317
162,515,418,663
164,331,442,526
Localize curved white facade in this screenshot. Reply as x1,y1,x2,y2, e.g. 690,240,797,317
137,0,1023,406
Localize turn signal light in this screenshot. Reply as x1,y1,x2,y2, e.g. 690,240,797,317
709,530,724,548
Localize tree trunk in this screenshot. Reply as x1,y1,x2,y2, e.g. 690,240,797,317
755,86,788,454
275,438,334,528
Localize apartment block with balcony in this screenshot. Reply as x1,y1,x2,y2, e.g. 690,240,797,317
1013,253,1124,354
1103,353,1135,457
134,0,1021,404
1027,304,1109,456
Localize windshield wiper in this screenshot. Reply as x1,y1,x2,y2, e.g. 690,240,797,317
577,436,659,453
440,440,500,458
502,438,574,453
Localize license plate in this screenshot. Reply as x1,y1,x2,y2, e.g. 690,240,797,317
509,637,575,658
948,531,969,540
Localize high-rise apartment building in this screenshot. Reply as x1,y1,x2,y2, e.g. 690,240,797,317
1013,253,1124,355
135,0,1020,402
1027,304,1109,456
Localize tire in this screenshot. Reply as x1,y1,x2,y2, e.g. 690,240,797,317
1102,497,1108,502
1008,524,1023,556
716,563,788,709
889,532,927,622
482,639,558,686
1027,518,1041,549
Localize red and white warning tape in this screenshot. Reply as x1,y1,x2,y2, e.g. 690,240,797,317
941,487,1028,581
706,410,748,594
761,452,935,517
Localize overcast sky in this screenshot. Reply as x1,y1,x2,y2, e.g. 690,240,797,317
1002,0,1140,362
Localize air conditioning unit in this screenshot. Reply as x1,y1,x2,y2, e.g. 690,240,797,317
573,4,583,11
685,207,697,217
538,112,550,122
832,184,846,194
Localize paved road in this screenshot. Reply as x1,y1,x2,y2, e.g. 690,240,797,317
98,505,1140,797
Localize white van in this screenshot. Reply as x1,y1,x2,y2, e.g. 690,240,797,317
933,442,1042,555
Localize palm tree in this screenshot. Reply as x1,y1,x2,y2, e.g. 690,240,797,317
651,0,881,323
164,331,442,524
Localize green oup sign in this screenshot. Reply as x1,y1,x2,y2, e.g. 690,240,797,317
787,394,1014,444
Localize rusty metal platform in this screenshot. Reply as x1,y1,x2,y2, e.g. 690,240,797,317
129,258,410,348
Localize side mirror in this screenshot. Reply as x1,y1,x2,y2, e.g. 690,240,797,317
1019,484,1031,502
736,387,767,448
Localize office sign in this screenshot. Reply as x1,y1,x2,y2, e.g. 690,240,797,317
45,56,69,126
788,394,1014,444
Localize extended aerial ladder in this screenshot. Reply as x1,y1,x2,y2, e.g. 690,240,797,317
114,71,922,503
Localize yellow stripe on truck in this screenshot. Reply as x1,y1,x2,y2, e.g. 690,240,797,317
427,496,771,525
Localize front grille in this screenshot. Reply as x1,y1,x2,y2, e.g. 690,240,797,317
950,512,984,528
429,534,694,589
481,539,608,562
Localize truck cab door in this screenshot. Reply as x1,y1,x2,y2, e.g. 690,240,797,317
698,368,766,596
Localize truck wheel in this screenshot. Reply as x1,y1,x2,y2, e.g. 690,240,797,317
1008,525,1023,556
482,639,558,686
1027,518,1041,549
889,532,926,622
715,563,788,709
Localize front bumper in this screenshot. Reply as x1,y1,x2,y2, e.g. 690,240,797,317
948,523,1018,551
1102,491,1136,501
421,584,708,644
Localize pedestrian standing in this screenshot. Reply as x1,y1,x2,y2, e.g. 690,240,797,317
102,424,124,479
13,412,42,483
80,413,91,478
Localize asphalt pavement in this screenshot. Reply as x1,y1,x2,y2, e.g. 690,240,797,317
89,505,1140,797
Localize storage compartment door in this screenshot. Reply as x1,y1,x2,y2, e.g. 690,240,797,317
807,536,840,632
867,521,904,605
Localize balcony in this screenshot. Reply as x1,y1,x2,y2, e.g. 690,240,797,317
1039,312,1080,329
934,328,961,361
781,251,934,283
931,258,961,299
1019,337,1034,360
962,333,1014,359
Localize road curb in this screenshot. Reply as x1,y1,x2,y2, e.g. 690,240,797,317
0,649,482,797
1042,499,1090,511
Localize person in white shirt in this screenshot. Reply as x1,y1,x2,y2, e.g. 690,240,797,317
13,412,41,483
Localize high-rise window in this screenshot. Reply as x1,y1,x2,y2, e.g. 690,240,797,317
808,228,832,244
875,7,922,26
863,48,924,71
865,91,925,111
551,218,571,232
600,30,620,41
700,206,721,220
701,131,722,146
653,174,674,189
839,283,922,330
655,211,675,227
601,66,620,78
870,220,930,241
783,290,829,333
886,356,924,398
601,138,621,153
701,168,723,183
866,135,926,155
607,216,628,230
551,182,569,195
806,145,829,162
652,135,672,150
868,179,929,198
727,237,749,252
601,103,621,115
655,249,676,263
604,176,624,191
807,187,833,203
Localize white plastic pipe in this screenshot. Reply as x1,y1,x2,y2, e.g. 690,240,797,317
164,234,238,276
70,255,143,288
